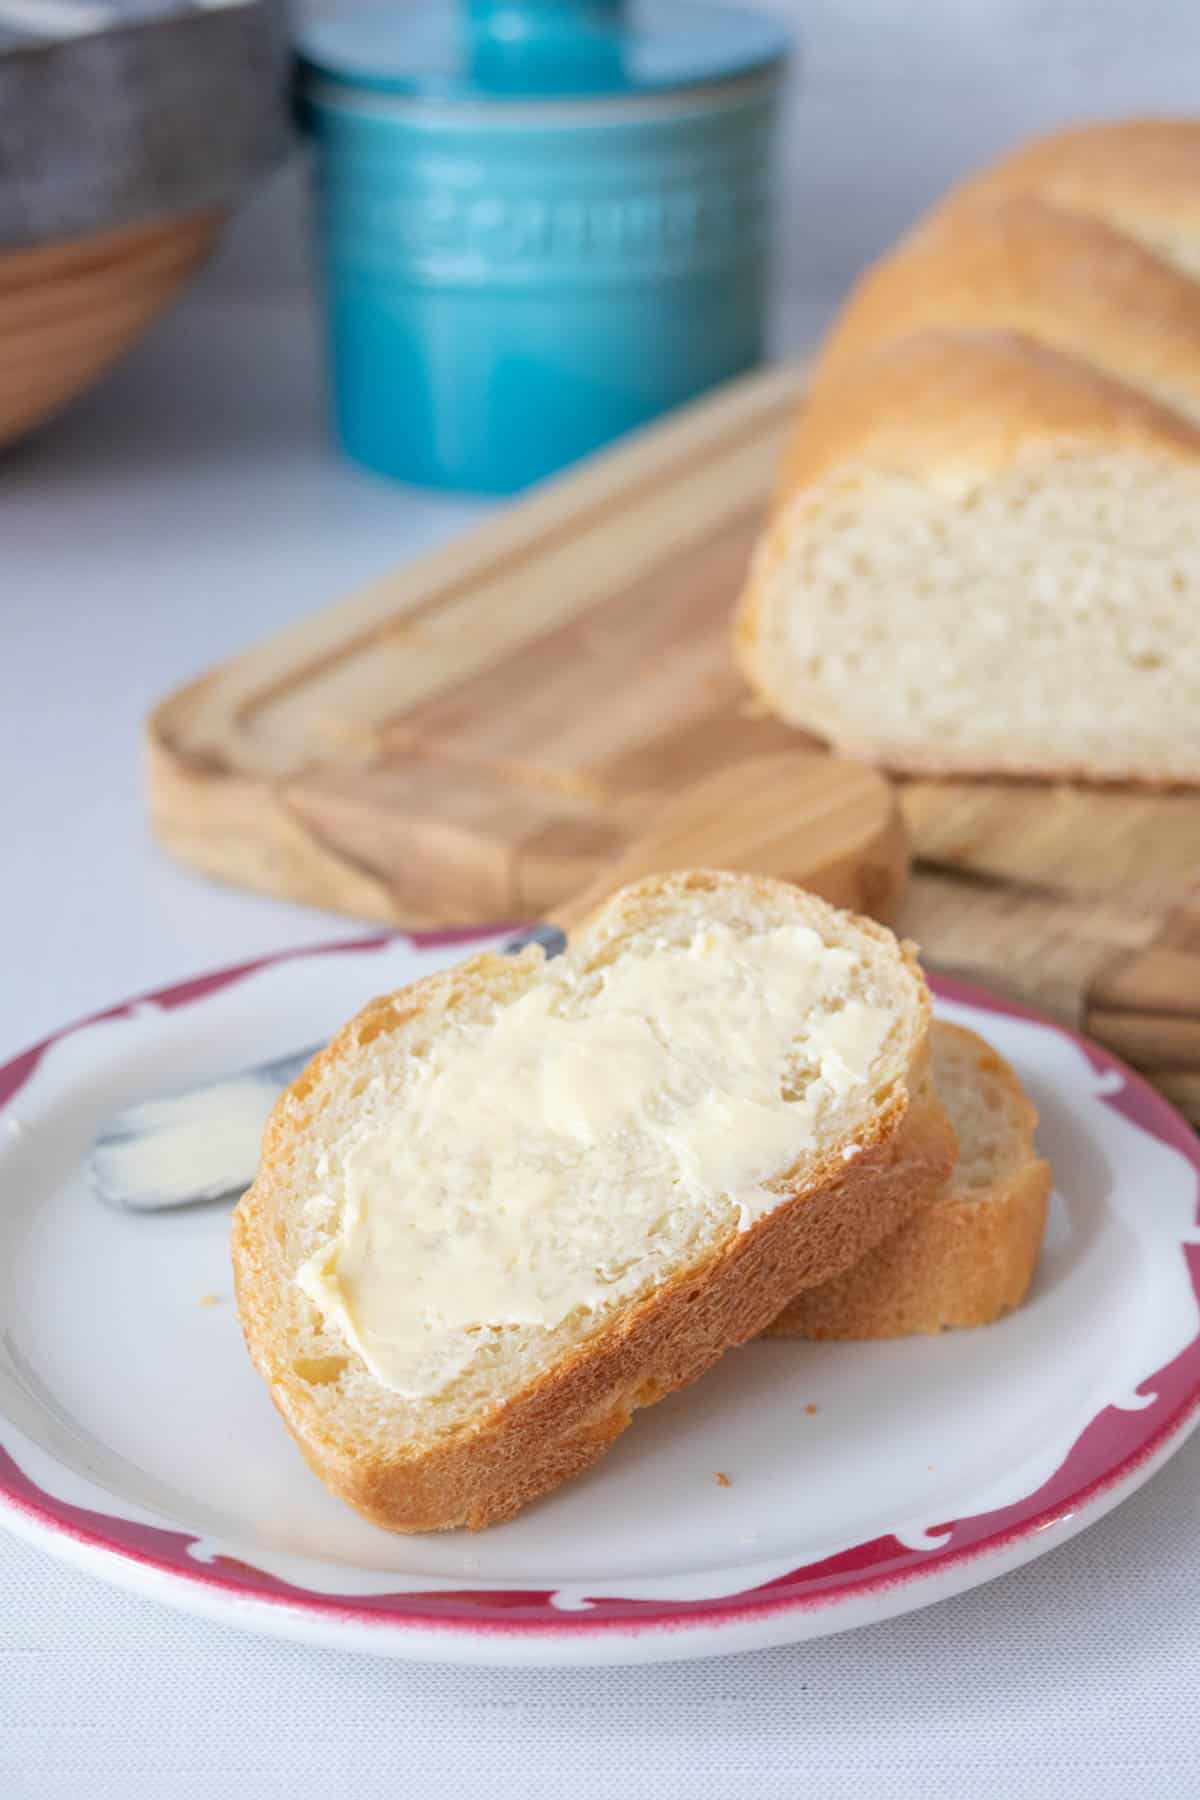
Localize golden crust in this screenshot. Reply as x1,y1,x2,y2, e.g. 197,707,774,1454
231,870,955,1532
765,327,1200,509
953,117,1200,246
768,1023,1050,1339
813,193,1200,413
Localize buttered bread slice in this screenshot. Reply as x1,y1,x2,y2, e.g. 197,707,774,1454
232,870,954,1532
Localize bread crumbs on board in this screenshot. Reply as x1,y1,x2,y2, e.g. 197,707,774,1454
715,1471,732,1488
805,1403,819,1415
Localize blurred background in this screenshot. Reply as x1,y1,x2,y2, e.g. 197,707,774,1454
216,0,1200,338
9,0,1200,487
10,0,1200,500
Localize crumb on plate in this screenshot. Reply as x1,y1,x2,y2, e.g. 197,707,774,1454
715,1471,731,1488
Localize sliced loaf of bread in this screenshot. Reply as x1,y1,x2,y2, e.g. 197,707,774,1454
769,1020,1050,1339
735,118,1200,783
232,870,955,1532
736,329,1200,782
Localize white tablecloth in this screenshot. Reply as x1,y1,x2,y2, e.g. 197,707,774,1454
5,1432,1200,1800
2,281,1198,1800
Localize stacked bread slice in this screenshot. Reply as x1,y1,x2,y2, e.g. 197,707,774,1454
769,1020,1049,1340
735,119,1200,782
233,872,1048,1533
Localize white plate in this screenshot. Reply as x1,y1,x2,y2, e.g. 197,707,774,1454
2,930,1199,1666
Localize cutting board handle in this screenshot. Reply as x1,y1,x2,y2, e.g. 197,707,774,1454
549,750,908,934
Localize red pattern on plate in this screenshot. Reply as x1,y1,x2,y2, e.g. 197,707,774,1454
1,940,1198,1640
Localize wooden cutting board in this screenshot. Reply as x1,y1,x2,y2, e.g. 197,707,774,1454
148,364,1200,1124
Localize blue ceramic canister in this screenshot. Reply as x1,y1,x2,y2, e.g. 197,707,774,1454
296,0,791,492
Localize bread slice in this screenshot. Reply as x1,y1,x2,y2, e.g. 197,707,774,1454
735,330,1200,783
232,870,955,1532
769,1021,1050,1339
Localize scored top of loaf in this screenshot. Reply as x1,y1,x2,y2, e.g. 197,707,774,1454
952,117,1200,264
767,328,1200,512
777,114,1200,512
812,192,1200,424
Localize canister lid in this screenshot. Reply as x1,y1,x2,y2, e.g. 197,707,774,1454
296,0,790,102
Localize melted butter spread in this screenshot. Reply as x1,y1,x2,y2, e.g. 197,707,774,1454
296,922,894,1399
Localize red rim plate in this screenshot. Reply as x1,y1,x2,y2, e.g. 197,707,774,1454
1,930,1198,1647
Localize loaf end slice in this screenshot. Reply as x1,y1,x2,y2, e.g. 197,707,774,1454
768,1020,1050,1339
232,870,953,1531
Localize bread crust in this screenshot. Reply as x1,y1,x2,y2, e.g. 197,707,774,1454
812,193,1200,414
232,870,955,1532
952,118,1200,248
768,1023,1050,1339
740,723,1199,792
762,328,1200,511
